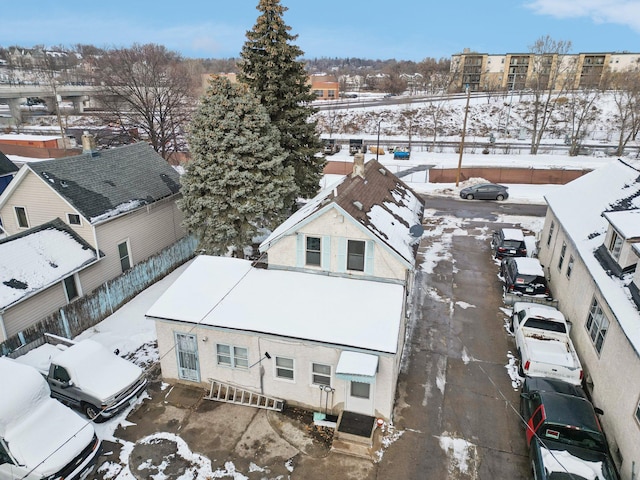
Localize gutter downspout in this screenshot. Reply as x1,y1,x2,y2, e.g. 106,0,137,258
92,224,100,260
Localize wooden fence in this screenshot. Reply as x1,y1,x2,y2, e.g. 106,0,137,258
2,235,198,357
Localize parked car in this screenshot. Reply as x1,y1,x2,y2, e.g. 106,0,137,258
459,183,509,201
520,377,620,480
501,257,551,299
511,302,583,385
15,335,147,422
492,228,527,259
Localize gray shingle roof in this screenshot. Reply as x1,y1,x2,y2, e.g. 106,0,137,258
0,150,18,177
28,143,180,223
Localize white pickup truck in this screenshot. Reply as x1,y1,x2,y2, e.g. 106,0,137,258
14,335,147,422
511,302,583,386
0,358,102,480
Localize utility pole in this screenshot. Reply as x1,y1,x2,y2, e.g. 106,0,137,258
455,85,471,187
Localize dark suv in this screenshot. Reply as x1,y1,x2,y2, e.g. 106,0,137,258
501,257,551,299
520,377,620,480
492,228,527,259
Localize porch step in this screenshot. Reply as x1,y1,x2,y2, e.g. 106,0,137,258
204,379,285,412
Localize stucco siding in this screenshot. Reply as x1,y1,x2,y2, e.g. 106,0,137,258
538,211,640,478
266,209,407,282
156,320,398,419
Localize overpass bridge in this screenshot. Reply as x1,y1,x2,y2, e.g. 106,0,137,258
0,84,101,123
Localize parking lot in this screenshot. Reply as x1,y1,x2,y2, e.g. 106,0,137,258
85,196,544,479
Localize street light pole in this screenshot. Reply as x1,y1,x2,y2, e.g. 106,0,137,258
455,85,471,187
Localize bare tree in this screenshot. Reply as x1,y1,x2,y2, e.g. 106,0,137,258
558,89,601,156
607,69,640,156
526,36,575,154
93,44,196,159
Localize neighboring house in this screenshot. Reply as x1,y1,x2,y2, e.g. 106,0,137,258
537,158,640,479
147,157,425,422
0,150,18,198
0,219,100,342
309,74,339,100
0,141,186,342
260,154,425,290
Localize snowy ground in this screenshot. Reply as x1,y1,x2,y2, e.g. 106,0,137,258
70,153,555,477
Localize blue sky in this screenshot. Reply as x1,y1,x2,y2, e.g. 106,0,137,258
2,0,639,60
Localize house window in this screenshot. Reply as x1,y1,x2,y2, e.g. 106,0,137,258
275,356,294,380
14,206,29,228
312,363,331,386
636,399,640,425
347,240,365,271
216,344,248,369
118,240,131,272
608,231,623,260
306,236,321,266
350,381,370,399
63,275,79,302
566,256,574,278
67,213,81,226
585,297,609,354
313,89,323,97
546,221,554,247
558,242,566,270
328,90,336,98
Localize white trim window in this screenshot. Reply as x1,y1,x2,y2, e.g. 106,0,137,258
117,240,132,272
216,344,248,369
635,398,640,425
586,297,609,354
546,221,554,247
305,236,321,266
311,363,331,386
67,213,81,226
14,206,29,228
63,274,79,302
275,356,294,380
566,255,574,278
558,241,566,270
347,240,365,272
608,231,623,260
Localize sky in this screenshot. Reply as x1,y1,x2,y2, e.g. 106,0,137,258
1,0,640,61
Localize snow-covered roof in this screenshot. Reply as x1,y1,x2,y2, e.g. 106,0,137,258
261,159,424,267
602,209,640,239
513,257,544,276
0,133,62,142
146,255,405,354
0,219,99,310
336,351,379,376
544,159,640,354
501,228,524,241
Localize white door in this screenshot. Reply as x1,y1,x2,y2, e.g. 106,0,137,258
175,332,200,382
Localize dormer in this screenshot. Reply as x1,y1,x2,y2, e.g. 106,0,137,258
600,210,640,275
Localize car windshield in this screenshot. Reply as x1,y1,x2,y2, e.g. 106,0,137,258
542,425,606,451
524,318,567,334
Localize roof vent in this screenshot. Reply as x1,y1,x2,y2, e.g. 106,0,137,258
353,201,363,210
378,168,387,175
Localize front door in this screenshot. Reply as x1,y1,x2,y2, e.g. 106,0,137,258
345,380,375,415
175,332,200,382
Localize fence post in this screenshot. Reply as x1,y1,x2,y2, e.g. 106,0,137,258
60,309,71,339
105,282,114,315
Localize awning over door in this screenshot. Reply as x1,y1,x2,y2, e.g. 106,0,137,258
335,351,378,384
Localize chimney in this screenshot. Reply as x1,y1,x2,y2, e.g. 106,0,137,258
352,153,365,178
81,131,96,154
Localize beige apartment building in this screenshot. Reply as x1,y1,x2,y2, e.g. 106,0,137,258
450,49,640,92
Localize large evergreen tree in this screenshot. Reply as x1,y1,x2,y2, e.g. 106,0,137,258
179,76,296,256
239,0,325,200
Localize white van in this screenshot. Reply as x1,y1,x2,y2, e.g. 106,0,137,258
0,358,102,480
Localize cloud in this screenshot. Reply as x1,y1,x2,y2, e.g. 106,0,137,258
525,0,640,32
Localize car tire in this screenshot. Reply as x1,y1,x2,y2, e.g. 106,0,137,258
517,350,525,377
496,194,505,201
83,402,105,423
466,194,474,200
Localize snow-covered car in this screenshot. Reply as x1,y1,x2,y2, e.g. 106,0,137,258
14,336,147,421
512,302,583,385
501,257,552,304
0,357,102,480
520,377,620,480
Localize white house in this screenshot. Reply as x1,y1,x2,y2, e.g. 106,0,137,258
537,158,640,479
147,157,425,423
